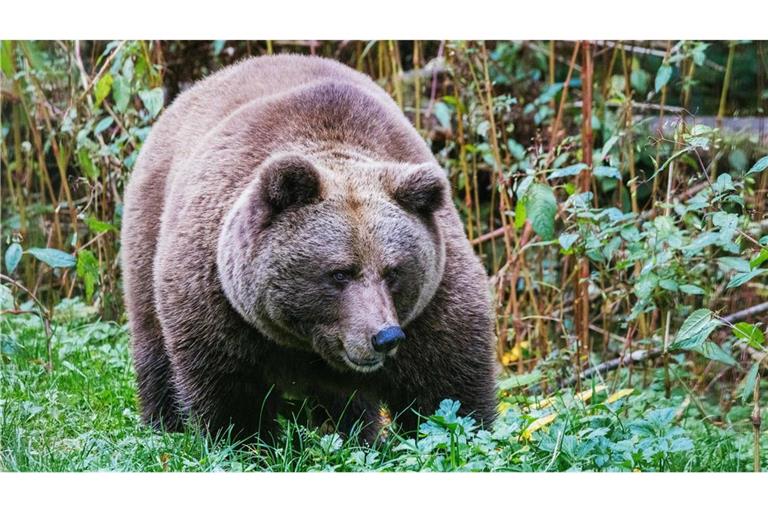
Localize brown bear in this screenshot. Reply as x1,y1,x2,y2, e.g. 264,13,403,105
121,54,497,442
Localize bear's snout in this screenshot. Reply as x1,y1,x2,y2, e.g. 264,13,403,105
371,326,405,353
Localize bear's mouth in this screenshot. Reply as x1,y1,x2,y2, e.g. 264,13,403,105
339,351,384,373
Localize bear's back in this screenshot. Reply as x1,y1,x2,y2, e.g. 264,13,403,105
154,55,396,164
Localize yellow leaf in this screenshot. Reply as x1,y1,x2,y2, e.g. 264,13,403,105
530,384,606,411
575,384,607,403
605,388,634,404
500,341,530,366
497,401,513,414
521,413,557,440
530,396,557,410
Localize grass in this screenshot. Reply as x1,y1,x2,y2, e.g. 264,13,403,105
1,296,765,472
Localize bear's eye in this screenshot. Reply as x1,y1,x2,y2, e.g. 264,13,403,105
331,269,353,285
383,267,400,287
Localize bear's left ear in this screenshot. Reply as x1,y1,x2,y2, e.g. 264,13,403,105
391,163,449,215
259,154,322,214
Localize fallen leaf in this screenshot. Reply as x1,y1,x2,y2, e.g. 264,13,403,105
521,413,557,440
575,384,607,403
605,388,634,404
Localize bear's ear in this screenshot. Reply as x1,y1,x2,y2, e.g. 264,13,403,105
391,163,448,215
259,154,322,214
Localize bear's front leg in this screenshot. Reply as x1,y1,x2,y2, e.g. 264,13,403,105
310,390,383,443
383,346,498,436
154,246,284,442
170,351,284,442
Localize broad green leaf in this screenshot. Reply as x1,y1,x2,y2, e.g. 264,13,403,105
548,163,587,180
21,41,44,71
712,211,738,229
602,236,621,261
670,308,721,351
94,73,113,107
94,117,114,134
733,322,765,350
630,68,650,94
121,56,134,82
694,341,737,367
76,249,99,302
684,125,713,148
727,268,767,289
679,284,705,295
717,257,751,273
78,148,98,181
745,155,768,176
515,175,534,200
0,283,13,310
750,247,768,270
514,200,527,229
86,217,117,233
654,64,672,93
534,82,565,105
596,135,619,162
558,232,579,251
1,41,15,78
525,183,557,241
740,363,760,403
212,40,226,56
685,232,719,255
507,139,526,161
498,370,542,390
728,149,748,172
692,43,709,66
676,308,716,339
4,242,23,273
712,173,734,194
433,101,452,129
659,279,678,292
670,326,718,351
634,272,658,300
112,75,131,113
27,247,76,268
620,225,641,242
139,88,165,119
593,166,621,180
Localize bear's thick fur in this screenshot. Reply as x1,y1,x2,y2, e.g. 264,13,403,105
121,55,497,441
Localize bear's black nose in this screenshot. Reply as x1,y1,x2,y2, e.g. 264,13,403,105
372,326,405,353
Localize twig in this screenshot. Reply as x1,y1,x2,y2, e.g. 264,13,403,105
424,41,445,128
560,301,768,388
1,273,54,370
752,374,761,472
592,40,725,72
546,41,581,158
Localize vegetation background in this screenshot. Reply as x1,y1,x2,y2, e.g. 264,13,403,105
1,40,767,471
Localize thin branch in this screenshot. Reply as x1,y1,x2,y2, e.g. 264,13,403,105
559,301,768,388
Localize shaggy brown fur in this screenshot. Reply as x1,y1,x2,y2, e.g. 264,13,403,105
121,55,497,441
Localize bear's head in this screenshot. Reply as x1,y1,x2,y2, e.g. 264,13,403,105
218,152,448,373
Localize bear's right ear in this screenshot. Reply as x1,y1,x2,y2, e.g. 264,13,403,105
391,163,449,215
258,154,322,214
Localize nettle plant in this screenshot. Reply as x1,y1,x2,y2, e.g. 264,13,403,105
2,41,164,316
505,116,766,425
297,394,698,472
